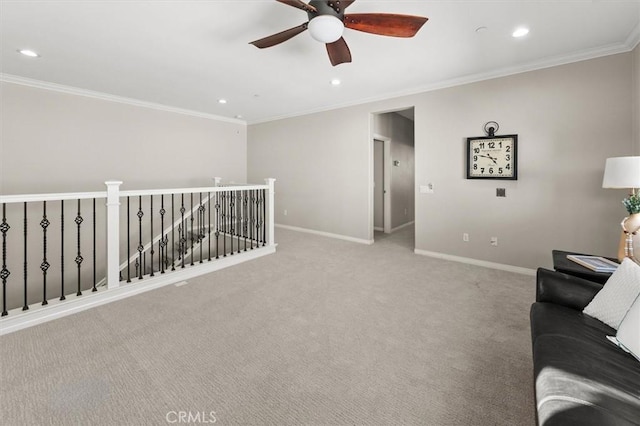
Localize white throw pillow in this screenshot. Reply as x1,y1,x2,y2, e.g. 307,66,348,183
608,294,640,362
583,258,640,330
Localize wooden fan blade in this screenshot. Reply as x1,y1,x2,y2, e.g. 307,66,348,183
341,0,356,9
250,23,308,49
344,13,428,37
276,0,317,13
326,37,352,66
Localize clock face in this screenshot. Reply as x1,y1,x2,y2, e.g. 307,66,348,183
466,135,518,180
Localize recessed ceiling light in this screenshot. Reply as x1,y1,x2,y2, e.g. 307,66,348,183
331,79,341,86
235,115,243,119
218,99,227,104
512,27,529,38
17,49,40,58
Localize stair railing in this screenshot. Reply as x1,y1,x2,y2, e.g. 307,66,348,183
0,178,276,334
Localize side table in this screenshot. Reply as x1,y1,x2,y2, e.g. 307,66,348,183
552,249,618,284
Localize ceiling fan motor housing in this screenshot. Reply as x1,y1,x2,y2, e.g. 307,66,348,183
307,1,345,20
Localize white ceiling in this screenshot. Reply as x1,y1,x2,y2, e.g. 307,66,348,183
1,1,639,124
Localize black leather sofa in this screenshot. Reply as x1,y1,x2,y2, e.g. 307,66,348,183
530,268,640,425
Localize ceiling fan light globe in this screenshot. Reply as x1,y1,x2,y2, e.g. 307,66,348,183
308,15,344,43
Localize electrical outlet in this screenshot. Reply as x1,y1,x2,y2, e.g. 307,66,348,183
490,237,498,246
463,233,469,242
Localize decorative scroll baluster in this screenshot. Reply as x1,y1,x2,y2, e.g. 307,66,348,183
40,201,50,305
250,191,255,249
23,202,28,311
222,192,227,257
149,195,154,277
171,194,176,271
126,197,131,283
256,191,262,247
137,196,144,279
60,200,65,301
92,198,97,292
199,192,204,264
75,199,84,296
160,195,166,274
180,195,186,269
215,193,220,259
236,193,241,254
190,193,195,266
243,191,248,252
1,204,10,316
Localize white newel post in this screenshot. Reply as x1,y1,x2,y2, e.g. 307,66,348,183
213,177,222,187
105,181,122,290
265,178,276,247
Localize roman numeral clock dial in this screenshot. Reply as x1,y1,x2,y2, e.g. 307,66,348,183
466,135,518,180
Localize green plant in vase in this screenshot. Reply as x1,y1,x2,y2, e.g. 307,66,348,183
622,191,640,214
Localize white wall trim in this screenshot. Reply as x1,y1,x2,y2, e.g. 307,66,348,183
0,74,246,125
249,42,635,125
391,221,415,233
0,246,276,336
414,249,536,276
276,224,374,245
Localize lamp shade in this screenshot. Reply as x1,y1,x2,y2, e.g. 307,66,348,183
602,156,640,189
308,15,344,43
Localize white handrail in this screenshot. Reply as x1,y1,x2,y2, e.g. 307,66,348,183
0,191,107,204
120,184,267,198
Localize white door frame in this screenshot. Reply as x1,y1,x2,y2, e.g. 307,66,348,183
373,134,392,235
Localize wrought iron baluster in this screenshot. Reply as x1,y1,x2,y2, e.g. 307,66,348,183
262,189,266,246
250,190,255,249
137,196,144,279
243,190,248,252
23,202,28,311
40,201,50,305
215,192,220,260
1,204,10,316
60,200,65,300
160,195,166,274
236,192,241,254
149,195,154,277
171,194,176,271
190,193,194,266
207,192,211,261
229,191,236,256
180,194,186,269
199,192,204,264
222,192,227,257
75,199,84,296
256,190,262,247
127,197,131,283
92,198,97,292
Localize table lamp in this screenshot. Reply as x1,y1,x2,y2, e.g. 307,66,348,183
602,156,640,262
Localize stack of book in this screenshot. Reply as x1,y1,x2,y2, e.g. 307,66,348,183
567,255,619,273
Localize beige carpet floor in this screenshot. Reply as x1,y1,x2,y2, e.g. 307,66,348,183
0,226,536,425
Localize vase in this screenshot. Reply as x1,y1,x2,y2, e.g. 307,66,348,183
617,213,640,262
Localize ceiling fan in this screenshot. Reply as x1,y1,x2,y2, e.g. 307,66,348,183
250,0,428,66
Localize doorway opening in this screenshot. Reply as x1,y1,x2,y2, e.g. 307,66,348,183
370,107,415,249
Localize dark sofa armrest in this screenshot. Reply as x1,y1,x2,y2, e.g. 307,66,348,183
536,268,604,310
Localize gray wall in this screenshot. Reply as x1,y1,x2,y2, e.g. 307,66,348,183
1,82,247,194
374,112,415,229
248,52,635,269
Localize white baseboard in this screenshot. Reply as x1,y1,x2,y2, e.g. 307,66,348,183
275,224,374,245
0,245,276,336
413,249,536,276
391,221,415,233
374,227,384,232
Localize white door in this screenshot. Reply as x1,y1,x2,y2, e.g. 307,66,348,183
374,140,384,230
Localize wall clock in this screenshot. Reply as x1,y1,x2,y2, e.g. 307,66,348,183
466,134,518,180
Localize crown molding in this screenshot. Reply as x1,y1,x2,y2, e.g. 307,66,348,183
248,41,637,125
0,74,246,125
